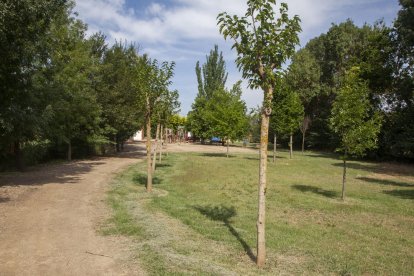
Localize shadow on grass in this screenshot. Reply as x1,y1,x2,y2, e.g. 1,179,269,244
192,204,256,263
156,163,171,168
292,184,338,198
331,162,376,172
383,189,414,199
357,177,414,187
244,156,285,161
133,173,162,185
200,153,235,158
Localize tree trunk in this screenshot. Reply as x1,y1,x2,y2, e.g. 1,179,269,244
152,123,160,172
302,131,305,154
67,140,72,161
165,128,169,156
159,125,163,163
289,134,293,159
272,134,276,163
257,87,272,268
226,138,229,158
342,158,347,200
14,140,24,171
116,136,120,152
146,113,152,192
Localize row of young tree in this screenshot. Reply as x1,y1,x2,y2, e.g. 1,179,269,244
214,0,411,267
0,0,180,171
267,1,413,161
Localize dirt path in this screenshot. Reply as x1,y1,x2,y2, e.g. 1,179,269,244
0,141,256,275
0,143,146,276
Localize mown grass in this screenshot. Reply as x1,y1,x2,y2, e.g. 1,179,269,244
105,149,414,275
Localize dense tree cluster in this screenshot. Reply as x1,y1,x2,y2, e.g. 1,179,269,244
257,0,413,161
0,0,180,170
187,45,249,148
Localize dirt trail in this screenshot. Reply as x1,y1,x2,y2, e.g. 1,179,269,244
0,141,256,275
0,143,146,276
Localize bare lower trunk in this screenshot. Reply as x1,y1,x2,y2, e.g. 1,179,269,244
152,123,160,172
257,87,272,268
342,158,347,200
226,138,229,158
159,125,163,163
67,140,72,161
302,131,305,154
146,114,152,192
289,134,293,159
165,128,169,156
272,134,276,163
14,140,24,171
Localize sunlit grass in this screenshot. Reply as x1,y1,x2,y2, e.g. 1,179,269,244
106,149,414,275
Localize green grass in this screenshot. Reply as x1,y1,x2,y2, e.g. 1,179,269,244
105,149,414,275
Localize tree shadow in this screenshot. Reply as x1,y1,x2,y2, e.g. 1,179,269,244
200,153,235,158
156,163,171,169
383,189,414,199
292,184,338,198
357,177,414,187
192,204,256,263
331,161,414,177
0,161,106,187
133,173,162,185
244,156,285,161
331,162,376,172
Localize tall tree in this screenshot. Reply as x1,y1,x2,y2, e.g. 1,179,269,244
189,45,229,142
0,0,67,169
218,0,301,266
271,87,304,159
45,11,102,161
286,49,321,152
98,42,143,152
330,67,382,200
203,82,249,157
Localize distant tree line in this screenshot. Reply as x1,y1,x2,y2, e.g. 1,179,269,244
246,1,413,161
0,0,180,171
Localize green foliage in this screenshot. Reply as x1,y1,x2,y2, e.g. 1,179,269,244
0,0,68,148
330,68,382,157
0,1,181,168
188,45,229,140
218,0,301,98
168,114,187,132
271,85,304,136
203,82,249,141
195,45,228,99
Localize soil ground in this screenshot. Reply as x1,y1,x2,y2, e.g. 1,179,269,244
0,142,255,275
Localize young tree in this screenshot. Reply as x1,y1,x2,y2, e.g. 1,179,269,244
271,88,304,159
136,56,175,192
218,0,301,266
330,67,382,200
204,82,249,157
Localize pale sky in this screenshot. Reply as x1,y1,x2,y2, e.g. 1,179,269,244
74,0,400,115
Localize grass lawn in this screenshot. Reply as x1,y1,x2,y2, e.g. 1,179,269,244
105,149,414,275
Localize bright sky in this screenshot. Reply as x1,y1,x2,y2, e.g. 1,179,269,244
74,0,400,115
